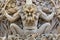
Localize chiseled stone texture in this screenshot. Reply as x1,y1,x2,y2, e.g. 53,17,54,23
0,0,60,40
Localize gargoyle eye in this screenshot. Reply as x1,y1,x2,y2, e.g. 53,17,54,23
26,11,29,13
0,13,2,15
31,11,33,13
22,13,25,16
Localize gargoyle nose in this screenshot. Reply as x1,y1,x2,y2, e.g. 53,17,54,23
28,13,32,17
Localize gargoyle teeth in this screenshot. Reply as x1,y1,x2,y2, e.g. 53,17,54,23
26,0,32,5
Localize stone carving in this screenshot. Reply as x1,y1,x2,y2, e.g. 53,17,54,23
0,0,60,40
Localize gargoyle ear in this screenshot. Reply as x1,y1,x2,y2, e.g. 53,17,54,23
26,0,32,5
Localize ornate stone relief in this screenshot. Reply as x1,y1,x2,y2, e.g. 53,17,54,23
0,0,60,40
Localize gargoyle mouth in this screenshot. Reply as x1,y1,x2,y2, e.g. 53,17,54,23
25,19,35,26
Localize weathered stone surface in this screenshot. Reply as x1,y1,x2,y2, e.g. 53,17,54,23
0,0,60,40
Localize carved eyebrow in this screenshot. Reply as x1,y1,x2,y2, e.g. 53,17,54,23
25,9,29,11
30,8,34,11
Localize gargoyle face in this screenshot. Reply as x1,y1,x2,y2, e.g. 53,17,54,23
22,4,37,26
56,8,60,15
